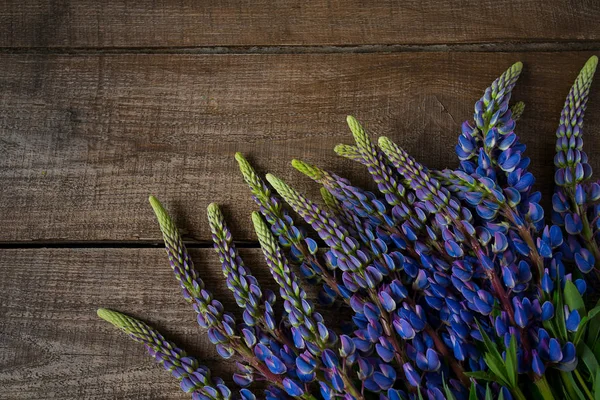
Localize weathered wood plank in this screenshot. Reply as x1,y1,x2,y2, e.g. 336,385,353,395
1,52,600,242
0,1,599,48
0,248,307,399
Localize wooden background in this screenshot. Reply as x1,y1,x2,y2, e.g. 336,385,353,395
2,1,600,398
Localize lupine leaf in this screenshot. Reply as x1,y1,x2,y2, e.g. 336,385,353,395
505,335,518,388
476,321,510,386
555,286,568,341
573,315,590,345
585,302,600,350
442,376,458,400
464,371,497,382
579,342,599,384
561,371,587,400
565,280,586,316
485,384,493,400
594,341,600,364
469,382,477,400
594,370,600,400
498,389,505,400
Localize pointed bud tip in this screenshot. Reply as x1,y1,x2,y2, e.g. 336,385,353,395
587,55,598,69
251,211,266,231
513,61,523,72
290,159,304,169
234,152,253,174
148,195,165,214
265,173,277,184
378,136,392,148
266,173,290,195
207,202,220,214
97,308,121,326
291,159,324,180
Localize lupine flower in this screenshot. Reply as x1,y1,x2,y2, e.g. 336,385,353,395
207,203,277,331
97,308,232,400
98,57,600,400
236,152,342,303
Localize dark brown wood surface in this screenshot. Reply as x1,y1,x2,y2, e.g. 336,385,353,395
2,1,600,399
1,0,599,48
2,52,600,243
0,248,290,399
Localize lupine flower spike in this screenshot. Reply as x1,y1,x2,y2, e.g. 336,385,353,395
97,308,233,400
99,57,600,400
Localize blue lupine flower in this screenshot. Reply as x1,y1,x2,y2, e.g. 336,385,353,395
102,58,600,400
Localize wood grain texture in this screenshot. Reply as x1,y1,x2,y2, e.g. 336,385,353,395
1,0,599,48
1,52,600,242
0,248,328,399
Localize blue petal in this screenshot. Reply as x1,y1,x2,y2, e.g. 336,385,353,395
394,318,416,339
548,338,563,363
239,388,256,399
541,301,554,321
265,355,287,375
322,349,339,369
426,348,441,371
532,350,545,376
402,363,420,387
565,213,583,235
566,309,581,332
304,237,318,255
283,378,304,397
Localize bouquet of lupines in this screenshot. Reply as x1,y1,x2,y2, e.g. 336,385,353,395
99,56,600,400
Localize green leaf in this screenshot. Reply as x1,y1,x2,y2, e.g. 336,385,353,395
475,321,511,387
483,353,510,387
586,302,600,348
588,304,600,320
464,371,497,382
505,334,518,388
594,370,600,400
442,373,457,400
555,286,568,341
469,382,478,400
565,280,586,316
594,341,600,362
579,342,600,383
465,371,502,384
485,384,493,400
561,371,588,400
574,316,590,346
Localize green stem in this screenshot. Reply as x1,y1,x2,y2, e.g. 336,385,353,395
533,376,555,400
574,369,594,400
580,210,600,269
511,385,528,400
570,193,600,270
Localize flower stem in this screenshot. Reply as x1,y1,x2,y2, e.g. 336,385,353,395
580,209,600,270
511,386,528,400
533,376,555,400
574,368,594,400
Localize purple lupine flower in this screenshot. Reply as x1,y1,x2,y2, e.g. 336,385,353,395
236,152,343,302
553,56,600,273
97,309,232,400
336,115,407,208
207,203,277,330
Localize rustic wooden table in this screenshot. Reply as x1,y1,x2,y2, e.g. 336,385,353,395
2,1,600,398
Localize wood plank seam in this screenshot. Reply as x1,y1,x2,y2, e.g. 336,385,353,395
0,241,262,249
1,41,600,55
